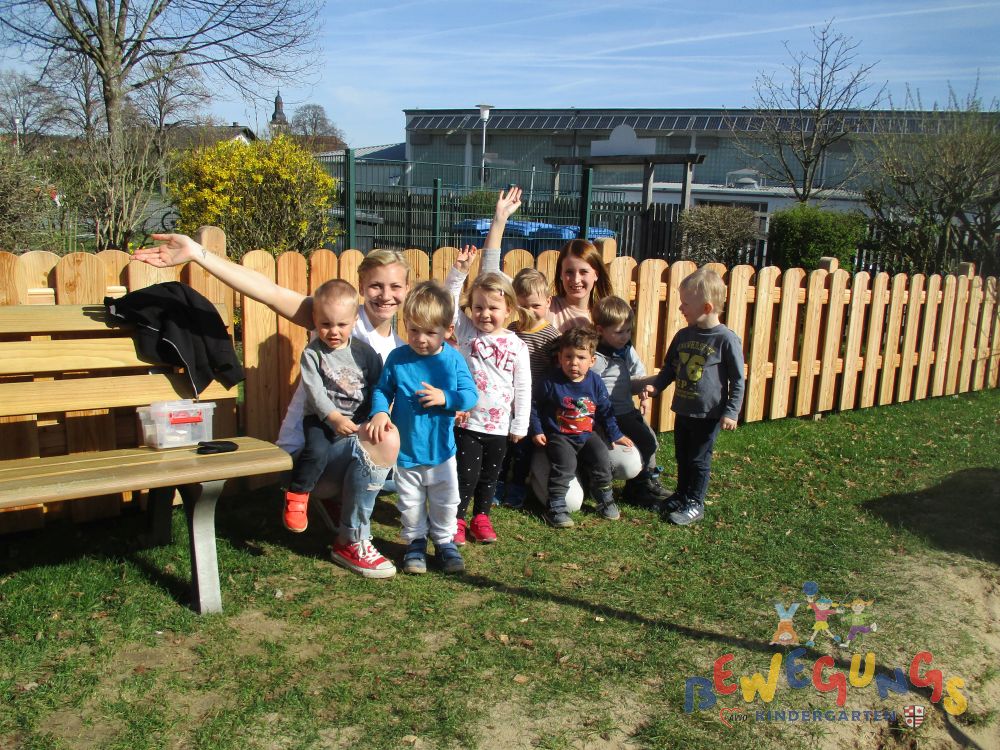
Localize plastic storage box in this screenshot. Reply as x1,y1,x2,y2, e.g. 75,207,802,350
137,400,216,449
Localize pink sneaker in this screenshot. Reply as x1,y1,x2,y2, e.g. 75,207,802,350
331,539,396,579
454,518,467,546
469,513,497,544
283,491,309,533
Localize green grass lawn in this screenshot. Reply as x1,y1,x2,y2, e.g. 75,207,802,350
2,390,998,750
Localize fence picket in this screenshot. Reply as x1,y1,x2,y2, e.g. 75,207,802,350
987,278,1000,388
817,269,849,413
18,250,60,304
877,274,908,405
745,266,780,423
503,249,534,280
536,250,559,290
0,252,20,305
958,276,982,393
859,273,889,409
608,256,638,302
770,267,805,419
945,274,970,394
725,265,754,349
277,251,309,420
188,227,234,317
839,272,870,411
896,274,925,402
334,250,363,291
932,276,957,397
914,275,942,400
55,253,105,304
241,251,281,442
794,269,827,416
973,277,997,390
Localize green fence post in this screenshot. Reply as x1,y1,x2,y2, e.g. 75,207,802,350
578,167,593,240
432,178,442,251
343,148,356,251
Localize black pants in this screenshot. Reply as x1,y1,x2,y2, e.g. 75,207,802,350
545,432,613,501
674,415,722,505
500,436,533,485
455,427,508,519
615,408,659,471
289,415,339,493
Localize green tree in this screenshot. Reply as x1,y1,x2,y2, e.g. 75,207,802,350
679,205,759,267
865,88,1000,275
768,204,867,270
0,140,63,252
172,135,336,261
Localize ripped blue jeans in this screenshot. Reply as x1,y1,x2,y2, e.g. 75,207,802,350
290,416,391,543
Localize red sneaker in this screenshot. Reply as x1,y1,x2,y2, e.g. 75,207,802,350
454,518,467,546
331,539,396,579
469,513,497,544
283,491,309,533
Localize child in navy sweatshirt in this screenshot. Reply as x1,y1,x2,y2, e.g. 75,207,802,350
529,326,634,527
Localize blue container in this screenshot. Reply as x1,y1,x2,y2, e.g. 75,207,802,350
451,218,554,254
532,224,616,252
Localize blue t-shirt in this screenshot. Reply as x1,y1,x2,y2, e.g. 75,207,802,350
370,344,478,468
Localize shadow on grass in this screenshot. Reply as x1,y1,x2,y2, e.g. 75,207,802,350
862,468,1000,564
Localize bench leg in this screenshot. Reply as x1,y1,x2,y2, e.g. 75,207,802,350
179,481,226,615
148,487,176,546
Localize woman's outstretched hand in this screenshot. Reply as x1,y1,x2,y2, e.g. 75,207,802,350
132,233,202,267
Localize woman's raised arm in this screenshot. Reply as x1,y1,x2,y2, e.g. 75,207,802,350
133,233,314,328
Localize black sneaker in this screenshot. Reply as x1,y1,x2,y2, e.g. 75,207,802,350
657,494,684,518
668,502,704,526
623,475,670,506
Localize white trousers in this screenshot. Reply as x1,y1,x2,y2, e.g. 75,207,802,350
395,456,459,546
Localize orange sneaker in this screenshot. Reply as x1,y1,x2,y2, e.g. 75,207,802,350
283,490,309,533
469,513,497,544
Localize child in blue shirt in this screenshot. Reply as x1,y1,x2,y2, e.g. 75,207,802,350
367,280,479,574
529,326,634,527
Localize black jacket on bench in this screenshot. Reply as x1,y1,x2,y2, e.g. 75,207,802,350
105,281,245,397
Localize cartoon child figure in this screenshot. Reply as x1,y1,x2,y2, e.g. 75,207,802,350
802,581,843,647
769,601,800,646
839,597,877,648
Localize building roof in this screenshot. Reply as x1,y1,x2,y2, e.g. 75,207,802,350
405,107,996,136
166,123,257,149
317,143,406,160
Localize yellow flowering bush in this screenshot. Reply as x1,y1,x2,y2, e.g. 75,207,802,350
172,135,337,260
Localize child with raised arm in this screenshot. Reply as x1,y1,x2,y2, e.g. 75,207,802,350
591,296,670,507
366,281,479,574
283,279,395,578
644,268,745,526
446,248,532,544
529,326,634,528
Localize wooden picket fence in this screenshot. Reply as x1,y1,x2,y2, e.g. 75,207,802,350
2,227,998,444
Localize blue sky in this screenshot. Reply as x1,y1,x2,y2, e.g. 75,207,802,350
235,0,1000,146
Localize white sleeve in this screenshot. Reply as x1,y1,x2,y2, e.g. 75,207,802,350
509,339,532,437
445,266,477,344
480,247,511,281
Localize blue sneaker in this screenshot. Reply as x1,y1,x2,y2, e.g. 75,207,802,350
402,538,427,575
501,482,527,509
435,542,465,574
492,480,505,507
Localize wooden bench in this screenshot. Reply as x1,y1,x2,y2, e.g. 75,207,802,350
0,304,292,614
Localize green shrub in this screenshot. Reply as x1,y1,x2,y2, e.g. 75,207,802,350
767,204,867,270
678,204,759,267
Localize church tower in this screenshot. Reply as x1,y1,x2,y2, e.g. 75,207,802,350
270,91,289,135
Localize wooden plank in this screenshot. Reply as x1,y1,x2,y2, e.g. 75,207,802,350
404,248,431,284
0,252,22,305
0,303,226,335
973,277,996,390
859,273,889,409
877,274,908,406
794,269,827,416
503,249,535,280
703,262,728,282
54,253,105,305
66,405,120,522
594,237,617,263
744,266,780,423
16,250,59,294
634,259,668,378
725,265,754,348
431,246,457,284
0,376,236,417
607,256,638,302
97,249,132,291
127,256,179,291
335,250,364,292
187,227,234,318
0,437,291,507
896,275,925,403
241,250,280,442
654,260,696,431
957,276,981,393
839,272,870,412
0,338,153,375
770,267,805,419
914,275,942,400
277,251,309,420
931,275,957,397
944,274,970,395
817,269,849,413
988,277,1000,389
536,250,560,291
